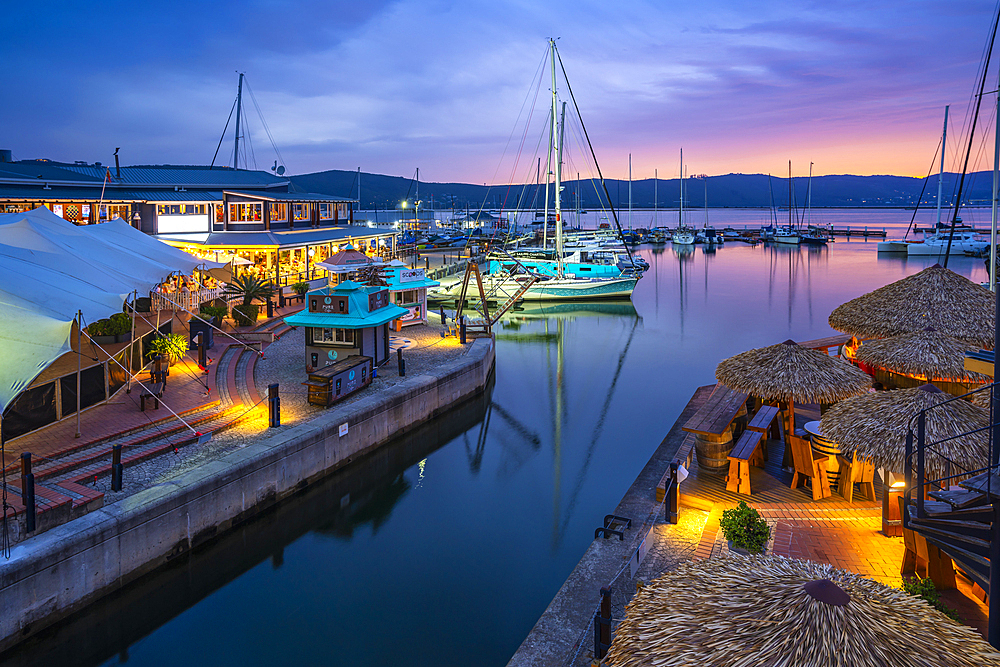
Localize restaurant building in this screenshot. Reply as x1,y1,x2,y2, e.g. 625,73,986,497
0,152,398,287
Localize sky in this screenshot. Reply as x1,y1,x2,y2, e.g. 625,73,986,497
1,0,998,184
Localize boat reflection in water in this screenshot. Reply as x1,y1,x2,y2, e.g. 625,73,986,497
1,374,495,667
497,300,640,549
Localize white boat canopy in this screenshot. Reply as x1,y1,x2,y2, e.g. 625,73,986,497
0,208,222,412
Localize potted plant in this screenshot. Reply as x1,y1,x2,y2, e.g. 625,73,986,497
86,312,133,344
147,333,188,366
189,304,227,349
223,275,274,327
719,501,771,555
291,281,310,296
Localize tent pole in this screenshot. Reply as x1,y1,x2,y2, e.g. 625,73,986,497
127,291,137,394
75,310,82,438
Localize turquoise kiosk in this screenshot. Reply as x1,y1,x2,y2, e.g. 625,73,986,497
285,280,408,372
383,262,440,329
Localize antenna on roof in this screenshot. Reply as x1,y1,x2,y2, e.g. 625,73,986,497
114,147,120,180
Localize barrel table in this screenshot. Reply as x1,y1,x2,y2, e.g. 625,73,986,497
803,420,841,487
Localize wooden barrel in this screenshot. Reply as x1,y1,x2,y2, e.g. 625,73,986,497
811,433,841,486
695,429,735,475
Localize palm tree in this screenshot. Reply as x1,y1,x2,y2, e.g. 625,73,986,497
223,275,274,326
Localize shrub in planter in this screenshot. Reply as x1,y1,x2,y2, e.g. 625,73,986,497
291,281,310,296
720,501,770,554
147,333,188,365
198,304,229,322
232,303,260,327
86,313,133,343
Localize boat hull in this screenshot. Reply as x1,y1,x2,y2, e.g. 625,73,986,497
877,241,909,252
906,241,988,255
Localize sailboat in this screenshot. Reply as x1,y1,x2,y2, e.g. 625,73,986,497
774,161,802,244
671,149,696,245
450,40,637,301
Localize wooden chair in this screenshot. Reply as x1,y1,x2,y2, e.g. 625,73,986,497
837,450,876,503
787,435,831,500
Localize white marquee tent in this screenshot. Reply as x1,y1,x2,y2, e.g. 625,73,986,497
0,208,222,413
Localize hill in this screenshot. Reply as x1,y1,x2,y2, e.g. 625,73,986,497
290,169,999,211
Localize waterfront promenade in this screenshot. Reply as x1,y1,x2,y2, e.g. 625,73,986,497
510,383,990,667
0,305,494,654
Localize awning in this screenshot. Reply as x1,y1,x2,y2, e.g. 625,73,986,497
0,208,220,412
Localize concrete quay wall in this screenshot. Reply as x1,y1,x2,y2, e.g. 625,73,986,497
0,338,494,654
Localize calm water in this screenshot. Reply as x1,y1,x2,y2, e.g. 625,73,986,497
4,210,993,667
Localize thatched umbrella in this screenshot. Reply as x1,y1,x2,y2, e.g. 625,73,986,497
829,264,995,348
716,340,872,436
820,384,989,480
854,328,992,384
606,555,1000,667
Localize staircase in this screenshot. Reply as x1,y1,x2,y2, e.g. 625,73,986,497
904,384,1000,646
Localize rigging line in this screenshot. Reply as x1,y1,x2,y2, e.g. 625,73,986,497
903,139,942,241
556,316,640,541
555,46,636,267
243,100,257,171
244,79,286,168
498,50,550,212
945,4,1000,264
211,96,238,169
79,328,202,437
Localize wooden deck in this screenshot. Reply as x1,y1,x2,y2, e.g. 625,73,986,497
679,418,882,511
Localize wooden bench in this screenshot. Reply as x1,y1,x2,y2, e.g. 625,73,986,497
681,384,748,439
746,404,781,441
140,382,164,411
726,430,764,495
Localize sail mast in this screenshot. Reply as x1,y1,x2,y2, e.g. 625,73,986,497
992,84,999,291
233,73,244,170
654,169,658,227
679,148,684,228
936,105,949,230
550,39,564,278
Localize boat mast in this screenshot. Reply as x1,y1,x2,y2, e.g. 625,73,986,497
654,169,658,227
233,72,244,170
936,106,949,232
788,160,792,230
679,148,684,228
704,177,708,228
992,85,999,291
807,162,813,228
628,153,632,231
550,38,564,278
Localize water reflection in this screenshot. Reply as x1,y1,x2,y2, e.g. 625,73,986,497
2,374,495,667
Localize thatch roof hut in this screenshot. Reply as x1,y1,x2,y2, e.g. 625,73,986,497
605,555,1000,667
855,328,991,384
828,265,995,348
820,384,989,479
716,340,872,404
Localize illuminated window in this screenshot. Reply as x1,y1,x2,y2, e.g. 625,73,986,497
229,203,263,222
270,202,287,221
293,203,310,221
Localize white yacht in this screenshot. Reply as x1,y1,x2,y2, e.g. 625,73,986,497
906,230,988,255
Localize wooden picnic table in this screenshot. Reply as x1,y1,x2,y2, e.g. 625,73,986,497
682,384,748,437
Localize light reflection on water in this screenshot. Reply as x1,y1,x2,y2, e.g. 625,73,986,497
5,212,993,667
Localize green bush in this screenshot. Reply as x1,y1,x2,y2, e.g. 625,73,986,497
198,304,228,322
147,333,187,364
291,281,310,295
232,303,260,327
901,576,962,621
87,313,132,337
720,501,770,554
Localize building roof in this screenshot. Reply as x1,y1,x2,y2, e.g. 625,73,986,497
225,190,354,203
155,226,397,249
284,284,408,329
1,161,289,188
383,266,440,290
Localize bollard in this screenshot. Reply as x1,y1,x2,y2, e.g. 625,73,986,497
111,444,123,492
21,453,35,533
397,347,406,376
439,307,447,325
666,460,679,524
426,256,430,271
459,316,467,344
279,291,286,308
594,586,613,659
268,383,280,427
266,298,274,318
197,332,207,370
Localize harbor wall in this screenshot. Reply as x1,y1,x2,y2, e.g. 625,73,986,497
0,338,495,654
